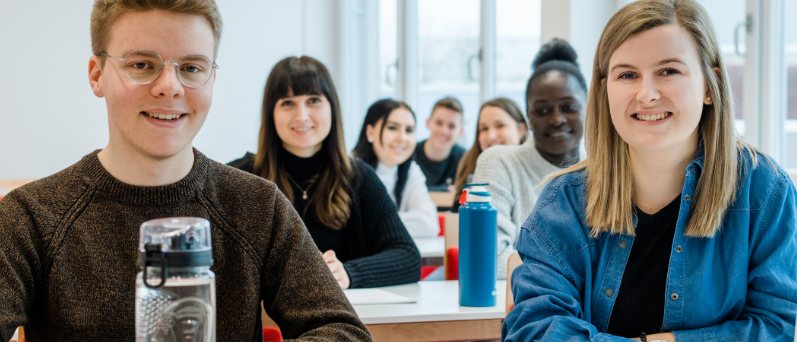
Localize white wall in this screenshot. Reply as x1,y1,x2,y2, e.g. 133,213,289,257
0,0,340,179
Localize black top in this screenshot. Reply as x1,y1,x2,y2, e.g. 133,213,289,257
413,140,466,191
607,195,681,337
228,150,421,288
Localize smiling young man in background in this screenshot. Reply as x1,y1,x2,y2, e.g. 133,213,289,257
413,97,466,191
0,1,370,341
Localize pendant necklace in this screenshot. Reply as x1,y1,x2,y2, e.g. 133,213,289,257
286,174,316,200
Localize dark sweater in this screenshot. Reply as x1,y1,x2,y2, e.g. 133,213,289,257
607,195,681,338
413,140,466,191
228,151,421,289
0,150,371,342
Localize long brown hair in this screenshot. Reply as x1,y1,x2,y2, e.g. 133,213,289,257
453,97,527,195
253,56,353,230
546,0,758,238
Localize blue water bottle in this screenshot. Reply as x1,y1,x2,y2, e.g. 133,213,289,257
458,183,497,307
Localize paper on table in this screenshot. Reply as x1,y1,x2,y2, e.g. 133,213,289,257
11,328,18,341
343,288,417,305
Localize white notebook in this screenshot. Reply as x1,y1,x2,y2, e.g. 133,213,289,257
343,288,417,305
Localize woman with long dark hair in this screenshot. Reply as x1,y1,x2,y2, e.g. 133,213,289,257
352,99,439,238
229,56,420,289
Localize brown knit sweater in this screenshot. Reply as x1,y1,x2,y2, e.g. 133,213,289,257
0,150,372,342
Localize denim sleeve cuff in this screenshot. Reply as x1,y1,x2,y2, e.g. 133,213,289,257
672,328,714,342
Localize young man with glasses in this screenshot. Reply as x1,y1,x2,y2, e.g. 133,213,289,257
413,97,466,191
0,1,371,341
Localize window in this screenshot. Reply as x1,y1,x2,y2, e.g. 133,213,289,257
416,0,481,144
697,0,747,137
495,0,542,111
379,0,398,100
784,0,796,170
381,0,541,146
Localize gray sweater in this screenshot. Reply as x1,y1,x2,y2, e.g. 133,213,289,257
472,140,563,279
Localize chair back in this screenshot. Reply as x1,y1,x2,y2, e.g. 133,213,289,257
263,327,283,342
0,179,36,197
437,213,446,236
12,327,23,342
443,212,459,279
505,251,522,315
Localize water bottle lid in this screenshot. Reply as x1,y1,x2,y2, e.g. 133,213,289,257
462,183,491,203
137,217,213,268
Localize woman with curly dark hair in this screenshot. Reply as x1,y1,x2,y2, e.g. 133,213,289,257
471,38,588,279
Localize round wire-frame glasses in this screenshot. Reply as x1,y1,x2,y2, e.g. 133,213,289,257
100,50,219,88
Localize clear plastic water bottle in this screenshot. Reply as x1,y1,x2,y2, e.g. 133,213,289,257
135,217,216,342
458,183,498,307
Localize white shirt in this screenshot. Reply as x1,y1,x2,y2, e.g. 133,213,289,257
375,161,440,238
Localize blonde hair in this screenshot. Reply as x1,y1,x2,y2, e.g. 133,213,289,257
548,0,757,238
453,97,527,198
91,0,223,62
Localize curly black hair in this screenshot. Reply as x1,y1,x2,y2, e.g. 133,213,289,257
526,38,588,101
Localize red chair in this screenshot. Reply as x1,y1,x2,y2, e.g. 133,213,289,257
263,327,282,342
445,247,459,280
420,266,439,279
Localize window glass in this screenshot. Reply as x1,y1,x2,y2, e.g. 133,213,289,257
697,0,747,137
495,0,541,113
784,0,797,170
379,0,398,100
416,0,481,146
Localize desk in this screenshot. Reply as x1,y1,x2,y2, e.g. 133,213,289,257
353,280,506,341
413,236,445,259
429,191,455,210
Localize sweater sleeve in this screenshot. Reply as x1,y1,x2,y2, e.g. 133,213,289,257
344,163,421,288
0,191,45,342
397,163,440,238
472,149,518,280
259,185,372,341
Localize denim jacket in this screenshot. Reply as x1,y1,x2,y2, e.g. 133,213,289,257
503,149,797,342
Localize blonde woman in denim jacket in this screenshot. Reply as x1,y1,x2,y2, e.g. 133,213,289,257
503,0,797,341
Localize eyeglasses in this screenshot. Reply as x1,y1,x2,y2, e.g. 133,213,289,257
100,50,219,88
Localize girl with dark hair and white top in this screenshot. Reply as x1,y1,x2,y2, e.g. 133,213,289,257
352,99,439,238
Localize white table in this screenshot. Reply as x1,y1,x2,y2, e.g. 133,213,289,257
353,280,506,341
413,236,445,259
